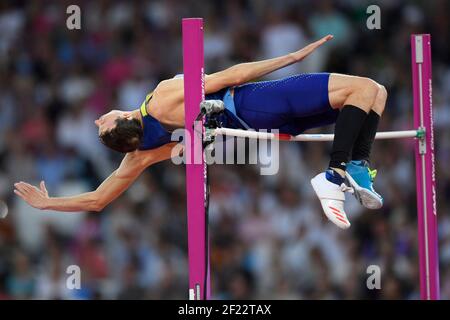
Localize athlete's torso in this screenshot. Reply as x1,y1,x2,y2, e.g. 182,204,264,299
138,73,335,150
138,78,232,150
137,77,187,150
146,78,186,129
138,76,249,151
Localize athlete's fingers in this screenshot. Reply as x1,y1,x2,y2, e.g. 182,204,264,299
21,182,33,188
14,189,41,209
21,183,35,193
19,182,38,193
315,35,333,46
21,183,40,196
302,35,332,55
40,181,48,196
15,181,28,188
14,189,26,200
14,183,30,194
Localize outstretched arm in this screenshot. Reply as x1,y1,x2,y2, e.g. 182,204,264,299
14,143,179,212
205,35,333,93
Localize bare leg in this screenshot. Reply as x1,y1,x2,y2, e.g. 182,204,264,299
329,73,387,114
328,73,379,113
371,84,387,116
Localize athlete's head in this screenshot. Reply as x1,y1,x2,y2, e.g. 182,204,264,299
96,110,143,153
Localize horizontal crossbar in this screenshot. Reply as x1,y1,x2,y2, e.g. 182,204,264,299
211,128,421,142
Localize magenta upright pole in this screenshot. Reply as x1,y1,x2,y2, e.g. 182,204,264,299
182,18,210,300
411,34,439,300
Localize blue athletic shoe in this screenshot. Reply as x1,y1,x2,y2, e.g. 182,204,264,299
345,160,383,209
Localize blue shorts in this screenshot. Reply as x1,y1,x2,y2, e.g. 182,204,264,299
232,73,338,135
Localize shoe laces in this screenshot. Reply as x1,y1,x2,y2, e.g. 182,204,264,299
368,168,377,182
352,160,377,182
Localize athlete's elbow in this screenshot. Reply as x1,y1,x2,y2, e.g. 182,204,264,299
233,77,245,86
233,71,248,86
88,193,107,212
91,202,105,212
92,197,110,212
227,65,247,86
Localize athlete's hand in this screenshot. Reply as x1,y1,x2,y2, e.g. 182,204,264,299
291,35,333,62
14,181,50,210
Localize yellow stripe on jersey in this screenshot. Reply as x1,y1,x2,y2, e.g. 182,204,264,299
140,92,153,117
145,92,153,103
140,101,148,116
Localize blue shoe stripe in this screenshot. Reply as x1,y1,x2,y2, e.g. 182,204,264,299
325,169,345,186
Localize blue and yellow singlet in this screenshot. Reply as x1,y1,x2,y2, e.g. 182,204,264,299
138,93,172,150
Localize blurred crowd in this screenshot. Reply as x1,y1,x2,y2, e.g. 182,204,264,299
0,0,449,299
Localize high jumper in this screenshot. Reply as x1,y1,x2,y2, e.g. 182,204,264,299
14,33,387,230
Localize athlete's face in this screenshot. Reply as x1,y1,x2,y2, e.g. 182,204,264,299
95,110,133,136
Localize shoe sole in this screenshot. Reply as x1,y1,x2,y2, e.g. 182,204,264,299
345,172,383,210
